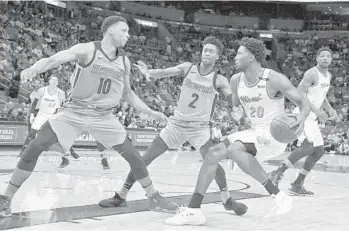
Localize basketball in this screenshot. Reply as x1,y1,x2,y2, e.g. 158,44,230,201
270,114,300,144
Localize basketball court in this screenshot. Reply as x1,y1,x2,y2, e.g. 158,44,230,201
0,149,349,230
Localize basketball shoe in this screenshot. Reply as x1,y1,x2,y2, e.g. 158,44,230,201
0,195,11,218
99,192,178,213
164,206,206,226
288,182,314,196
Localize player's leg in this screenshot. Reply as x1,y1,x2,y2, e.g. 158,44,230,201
91,115,178,213
289,123,325,196
96,141,110,170
19,114,47,156
190,127,244,214
0,123,58,217
0,110,82,217
19,129,38,156
270,118,318,188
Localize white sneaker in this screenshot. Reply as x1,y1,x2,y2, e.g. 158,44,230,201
266,191,292,217
164,206,206,226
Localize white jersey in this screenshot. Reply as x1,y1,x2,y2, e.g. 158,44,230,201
294,67,331,120
174,64,219,124
38,86,62,115
237,68,284,130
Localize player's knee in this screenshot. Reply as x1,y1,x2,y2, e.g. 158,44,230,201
204,145,225,164
313,146,325,160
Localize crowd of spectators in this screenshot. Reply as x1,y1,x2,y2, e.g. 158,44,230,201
0,1,348,154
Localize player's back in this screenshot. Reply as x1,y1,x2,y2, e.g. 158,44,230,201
174,64,218,124
38,86,62,115
237,68,284,130
306,66,331,110
67,41,126,114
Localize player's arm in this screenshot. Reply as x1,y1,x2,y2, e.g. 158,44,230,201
216,74,233,105
297,69,320,114
58,90,66,106
21,43,92,80
270,72,310,129
321,97,336,117
135,61,192,80
228,73,242,107
123,57,166,120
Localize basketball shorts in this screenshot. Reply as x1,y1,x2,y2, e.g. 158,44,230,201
160,117,210,150
49,108,126,153
297,117,323,147
226,128,287,162
31,113,52,131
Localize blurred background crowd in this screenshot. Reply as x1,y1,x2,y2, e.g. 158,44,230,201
0,1,348,154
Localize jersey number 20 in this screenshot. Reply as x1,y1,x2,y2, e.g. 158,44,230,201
97,78,112,94
250,106,264,118
188,93,199,109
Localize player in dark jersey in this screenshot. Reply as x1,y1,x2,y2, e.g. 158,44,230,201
0,16,178,217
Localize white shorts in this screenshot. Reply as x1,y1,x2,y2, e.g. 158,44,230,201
160,117,210,150
297,117,323,147
227,129,287,162
31,113,52,130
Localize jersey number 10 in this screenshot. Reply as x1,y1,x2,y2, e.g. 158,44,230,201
97,78,112,94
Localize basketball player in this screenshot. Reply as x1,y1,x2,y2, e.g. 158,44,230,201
99,36,247,215
270,47,337,196
19,75,80,163
165,37,311,226
0,16,178,217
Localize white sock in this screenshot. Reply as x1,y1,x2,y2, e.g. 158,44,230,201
118,187,130,199
220,187,230,204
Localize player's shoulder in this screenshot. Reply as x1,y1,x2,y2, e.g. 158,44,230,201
71,42,95,53
304,67,317,76
230,72,243,83
268,69,286,79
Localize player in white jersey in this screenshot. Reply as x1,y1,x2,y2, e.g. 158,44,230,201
270,47,337,196
99,36,248,215
166,37,311,226
19,76,74,156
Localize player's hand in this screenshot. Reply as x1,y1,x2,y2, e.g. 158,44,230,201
20,68,37,82
133,60,150,81
149,111,168,127
29,113,35,124
314,108,328,124
328,108,338,121
288,114,305,137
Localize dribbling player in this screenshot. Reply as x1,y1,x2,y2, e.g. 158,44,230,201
0,16,178,217
165,37,311,226
270,48,337,196
99,36,247,215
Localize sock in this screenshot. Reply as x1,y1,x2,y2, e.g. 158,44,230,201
294,169,308,185
220,187,231,204
263,179,280,195
277,159,293,174
188,193,204,208
138,176,157,197
118,187,130,199
5,168,32,200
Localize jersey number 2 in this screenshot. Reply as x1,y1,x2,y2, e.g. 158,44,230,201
97,78,112,94
188,93,199,109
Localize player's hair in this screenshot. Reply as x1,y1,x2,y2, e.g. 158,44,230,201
101,16,127,35
202,36,224,55
240,37,266,64
49,75,58,80
316,47,333,57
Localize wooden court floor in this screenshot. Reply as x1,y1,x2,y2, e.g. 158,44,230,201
0,149,349,230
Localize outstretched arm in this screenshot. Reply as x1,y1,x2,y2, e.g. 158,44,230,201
228,73,242,107
21,43,92,81
134,61,192,80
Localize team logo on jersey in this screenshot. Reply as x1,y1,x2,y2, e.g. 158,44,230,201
257,136,270,146
183,78,215,94
91,64,124,79
239,93,263,104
